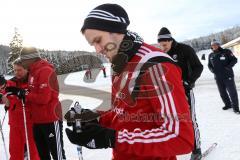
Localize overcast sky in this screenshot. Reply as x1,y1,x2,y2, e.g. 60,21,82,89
0,0,239,51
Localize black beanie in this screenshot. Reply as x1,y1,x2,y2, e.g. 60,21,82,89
157,27,173,42
0,75,6,86
81,3,130,34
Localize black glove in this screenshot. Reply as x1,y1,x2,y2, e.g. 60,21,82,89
5,87,26,100
66,123,116,149
66,109,98,128
65,108,99,125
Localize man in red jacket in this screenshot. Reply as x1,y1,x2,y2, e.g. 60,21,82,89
65,3,194,160
6,47,66,160
0,60,40,160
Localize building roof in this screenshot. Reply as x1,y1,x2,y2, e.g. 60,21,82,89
222,37,240,48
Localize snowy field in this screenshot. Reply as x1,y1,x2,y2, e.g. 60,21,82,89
1,52,240,160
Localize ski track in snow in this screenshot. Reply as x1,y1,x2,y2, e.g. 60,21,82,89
0,53,240,160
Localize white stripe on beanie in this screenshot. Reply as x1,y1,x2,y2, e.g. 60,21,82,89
211,39,220,45
20,52,41,60
158,34,172,39
93,9,115,17
87,9,127,24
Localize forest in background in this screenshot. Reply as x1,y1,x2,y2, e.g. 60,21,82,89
1,26,240,75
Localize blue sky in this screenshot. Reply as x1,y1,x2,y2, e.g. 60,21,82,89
0,0,239,51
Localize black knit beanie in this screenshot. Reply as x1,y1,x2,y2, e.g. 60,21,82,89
157,27,173,42
81,3,130,34
0,75,6,86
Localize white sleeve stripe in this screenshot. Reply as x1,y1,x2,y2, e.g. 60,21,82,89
118,66,170,139
118,127,166,138
118,130,173,140
140,46,152,52
128,51,166,95
118,132,177,144
152,65,173,132
117,64,179,143
149,67,165,118
157,64,179,134
135,53,144,57
138,49,148,55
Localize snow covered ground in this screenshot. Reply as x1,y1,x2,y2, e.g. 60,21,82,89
1,53,240,160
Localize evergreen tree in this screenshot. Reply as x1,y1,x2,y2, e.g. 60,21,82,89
8,27,23,73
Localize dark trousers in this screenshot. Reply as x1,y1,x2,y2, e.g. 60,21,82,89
33,121,66,160
216,77,239,111
185,89,201,152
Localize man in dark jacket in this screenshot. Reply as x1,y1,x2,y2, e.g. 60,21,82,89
208,39,239,114
158,27,203,160
6,47,66,160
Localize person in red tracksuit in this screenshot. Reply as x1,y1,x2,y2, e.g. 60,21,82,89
65,3,194,160
6,47,66,160
0,60,40,160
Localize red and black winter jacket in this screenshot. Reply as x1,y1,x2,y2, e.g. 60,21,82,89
26,59,62,123
0,77,32,126
99,36,194,159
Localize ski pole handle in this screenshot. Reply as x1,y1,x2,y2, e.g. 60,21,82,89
74,101,82,133
76,120,82,133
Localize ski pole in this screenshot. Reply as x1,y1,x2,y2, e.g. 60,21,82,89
1,110,7,127
22,99,31,160
77,145,83,160
0,119,9,160
75,102,83,160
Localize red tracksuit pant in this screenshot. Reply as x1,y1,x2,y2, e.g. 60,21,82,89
9,124,40,160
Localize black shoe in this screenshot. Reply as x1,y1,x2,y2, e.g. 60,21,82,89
222,106,232,110
190,149,202,160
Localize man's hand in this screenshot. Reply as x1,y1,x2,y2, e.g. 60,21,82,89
65,108,99,124
5,87,27,100
65,123,116,149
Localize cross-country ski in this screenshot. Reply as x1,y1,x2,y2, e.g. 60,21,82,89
201,143,218,160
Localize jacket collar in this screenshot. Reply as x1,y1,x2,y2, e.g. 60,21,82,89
168,39,178,53
213,47,223,53
112,31,143,74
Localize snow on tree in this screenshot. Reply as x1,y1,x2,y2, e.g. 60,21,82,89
8,27,23,74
